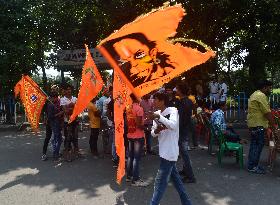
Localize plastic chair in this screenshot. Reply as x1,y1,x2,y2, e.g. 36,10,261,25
216,128,244,169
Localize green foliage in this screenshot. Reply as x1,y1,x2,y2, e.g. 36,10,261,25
0,0,279,97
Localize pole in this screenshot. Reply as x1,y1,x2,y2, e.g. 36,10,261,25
61,69,65,84
14,102,18,124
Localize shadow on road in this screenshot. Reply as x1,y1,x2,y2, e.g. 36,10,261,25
0,129,279,205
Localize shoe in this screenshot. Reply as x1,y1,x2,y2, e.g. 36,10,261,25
53,157,61,163
112,158,119,168
65,151,72,162
92,152,99,159
182,177,197,184
131,179,149,187
257,166,266,171
126,176,132,182
247,166,266,174
240,139,248,144
191,146,198,150
92,155,99,159
199,145,208,150
41,154,47,161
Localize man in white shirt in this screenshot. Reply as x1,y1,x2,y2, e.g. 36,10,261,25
209,78,219,104
218,78,228,102
103,87,118,167
149,92,192,205
96,89,110,154
60,84,79,161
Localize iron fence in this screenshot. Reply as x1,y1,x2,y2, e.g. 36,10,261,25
225,92,280,122
1,93,280,126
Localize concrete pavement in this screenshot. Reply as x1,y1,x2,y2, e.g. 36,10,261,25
0,128,280,205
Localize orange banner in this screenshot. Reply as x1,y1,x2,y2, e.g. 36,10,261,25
113,71,132,184
14,79,23,98
97,4,215,98
14,75,47,131
69,45,104,123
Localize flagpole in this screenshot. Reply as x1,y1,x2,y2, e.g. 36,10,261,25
40,88,54,105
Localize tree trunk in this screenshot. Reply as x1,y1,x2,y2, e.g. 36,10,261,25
247,42,266,94
37,27,47,92
42,65,47,91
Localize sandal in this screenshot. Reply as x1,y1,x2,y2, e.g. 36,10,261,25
248,166,266,174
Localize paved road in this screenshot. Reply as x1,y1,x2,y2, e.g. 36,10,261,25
0,128,280,205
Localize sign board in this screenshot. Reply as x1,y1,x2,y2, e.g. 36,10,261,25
57,48,109,70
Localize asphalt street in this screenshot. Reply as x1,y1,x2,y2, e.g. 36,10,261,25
0,128,280,205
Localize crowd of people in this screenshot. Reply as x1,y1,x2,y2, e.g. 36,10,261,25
40,78,277,205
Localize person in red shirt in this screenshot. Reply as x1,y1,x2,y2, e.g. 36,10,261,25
140,94,156,155
126,94,149,187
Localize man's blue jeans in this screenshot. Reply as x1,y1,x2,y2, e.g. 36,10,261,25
179,134,195,180
247,127,265,169
108,127,118,161
150,158,192,205
144,125,152,152
51,122,62,158
127,138,144,181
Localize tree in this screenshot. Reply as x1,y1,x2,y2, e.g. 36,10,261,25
1,0,279,98
0,0,52,95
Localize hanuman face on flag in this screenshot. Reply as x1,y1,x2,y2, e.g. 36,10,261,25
99,4,215,98
103,33,175,87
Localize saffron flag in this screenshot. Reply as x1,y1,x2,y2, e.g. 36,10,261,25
113,71,132,184
69,45,104,123
97,4,215,99
14,75,47,131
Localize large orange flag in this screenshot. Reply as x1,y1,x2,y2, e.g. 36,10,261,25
14,75,47,131
97,4,215,99
69,45,104,123
113,71,132,184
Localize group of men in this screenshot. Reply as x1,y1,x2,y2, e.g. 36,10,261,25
41,83,79,162
41,81,196,205
40,78,276,205
208,77,228,104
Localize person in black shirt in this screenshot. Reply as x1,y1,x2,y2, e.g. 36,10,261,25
175,83,196,183
165,84,179,107
106,89,119,167
45,91,64,161
41,85,62,161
